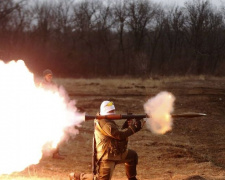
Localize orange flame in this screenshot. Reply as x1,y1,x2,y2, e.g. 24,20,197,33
0,60,85,174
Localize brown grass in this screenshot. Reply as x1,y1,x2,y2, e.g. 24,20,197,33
1,76,225,180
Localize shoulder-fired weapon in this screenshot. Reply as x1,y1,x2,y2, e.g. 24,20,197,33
90,112,206,176
85,112,206,121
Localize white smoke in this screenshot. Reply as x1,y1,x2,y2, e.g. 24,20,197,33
57,85,85,139
0,60,85,174
144,91,175,134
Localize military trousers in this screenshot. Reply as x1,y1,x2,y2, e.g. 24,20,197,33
79,149,138,180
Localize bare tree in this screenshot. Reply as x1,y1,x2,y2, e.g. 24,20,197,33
146,5,165,74
126,0,155,75
0,0,21,29
70,1,99,76
94,3,116,75
0,0,26,60
32,1,55,43
52,0,73,37
0,0,225,77
126,0,154,51
166,6,185,61
113,0,128,75
183,0,225,74
157,6,187,74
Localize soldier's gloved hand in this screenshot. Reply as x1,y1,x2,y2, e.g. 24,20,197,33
134,119,142,132
130,119,142,133
122,119,134,129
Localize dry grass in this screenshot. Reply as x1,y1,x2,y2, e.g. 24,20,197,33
1,76,225,180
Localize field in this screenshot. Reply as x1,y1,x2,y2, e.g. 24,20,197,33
1,76,225,180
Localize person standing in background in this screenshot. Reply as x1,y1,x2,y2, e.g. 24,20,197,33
40,69,66,160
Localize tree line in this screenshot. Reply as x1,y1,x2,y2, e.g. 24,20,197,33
0,0,225,77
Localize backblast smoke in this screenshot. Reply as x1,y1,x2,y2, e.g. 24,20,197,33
0,60,84,174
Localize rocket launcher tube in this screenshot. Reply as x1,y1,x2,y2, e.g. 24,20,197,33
85,112,206,121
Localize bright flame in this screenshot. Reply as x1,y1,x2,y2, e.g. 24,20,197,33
144,91,175,134
0,60,85,174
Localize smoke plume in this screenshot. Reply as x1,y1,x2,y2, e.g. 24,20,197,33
144,91,175,134
0,60,85,174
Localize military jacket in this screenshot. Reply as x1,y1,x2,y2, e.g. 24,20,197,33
94,118,135,161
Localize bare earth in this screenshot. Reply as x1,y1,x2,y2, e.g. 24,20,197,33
1,77,225,180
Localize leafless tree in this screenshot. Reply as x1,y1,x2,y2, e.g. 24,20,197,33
0,0,225,76
146,5,165,74
113,0,130,75
32,1,55,43
94,3,116,75
125,0,155,75
183,0,225,74
166,6,185,61
0,0,27,60
126,0,155,51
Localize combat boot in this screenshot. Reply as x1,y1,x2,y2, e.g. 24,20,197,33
69,172,80,180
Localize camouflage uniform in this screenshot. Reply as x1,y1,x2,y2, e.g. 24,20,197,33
94,118,138,179
76,118,139,180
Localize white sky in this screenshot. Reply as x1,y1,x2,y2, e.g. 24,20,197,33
151,0,225,7
17,0,225,9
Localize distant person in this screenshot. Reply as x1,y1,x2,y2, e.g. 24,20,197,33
39,69,55,88
69,101,142,180
40,69,65,160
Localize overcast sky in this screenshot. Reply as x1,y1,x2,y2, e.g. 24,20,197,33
151,0,225,7
24,0,225,9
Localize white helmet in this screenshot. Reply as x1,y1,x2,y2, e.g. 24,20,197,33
100,101,115,115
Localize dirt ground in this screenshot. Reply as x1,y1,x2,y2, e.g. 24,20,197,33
1,77,225,180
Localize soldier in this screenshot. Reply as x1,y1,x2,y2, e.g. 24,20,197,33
40,69,65,160
69,101,142,180
39,69,55,88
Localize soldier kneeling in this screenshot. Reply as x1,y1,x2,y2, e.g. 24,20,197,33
69,101,142,180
